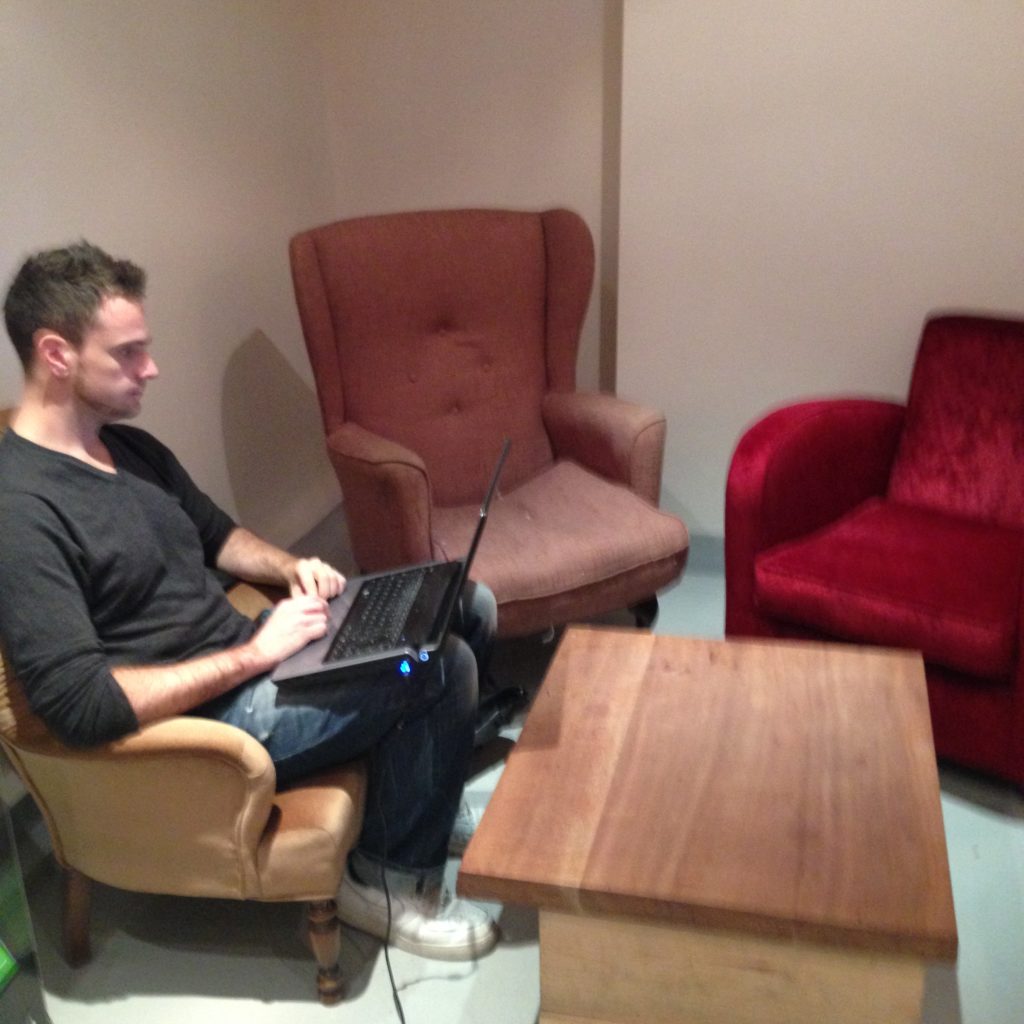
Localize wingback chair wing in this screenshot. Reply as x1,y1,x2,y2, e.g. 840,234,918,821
0,580,366,1005
289,208,689,637
725,314,1024,786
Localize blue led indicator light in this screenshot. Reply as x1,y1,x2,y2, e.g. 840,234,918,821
399,659,412,676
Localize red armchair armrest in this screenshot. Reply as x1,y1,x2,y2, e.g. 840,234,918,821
542,391,667,505
725,399,905,636
324,423,433,572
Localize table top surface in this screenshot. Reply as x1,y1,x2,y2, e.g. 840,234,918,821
458,627,958,959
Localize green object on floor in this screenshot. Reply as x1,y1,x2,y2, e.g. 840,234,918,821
0,937,17,993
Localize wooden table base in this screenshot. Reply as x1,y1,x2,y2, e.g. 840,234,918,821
538,908,925,1024
460,629,956,1024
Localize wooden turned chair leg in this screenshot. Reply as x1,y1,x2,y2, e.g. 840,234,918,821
62,868,93,967
307,898,344,1006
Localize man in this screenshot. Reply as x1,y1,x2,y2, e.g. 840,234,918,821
0,240,498,960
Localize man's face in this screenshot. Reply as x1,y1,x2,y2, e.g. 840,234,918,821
70,295,159,422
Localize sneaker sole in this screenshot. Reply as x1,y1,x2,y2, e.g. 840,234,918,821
338,902,499,962
388,923,500,962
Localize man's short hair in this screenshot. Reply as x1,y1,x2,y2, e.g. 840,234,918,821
3,240,147,371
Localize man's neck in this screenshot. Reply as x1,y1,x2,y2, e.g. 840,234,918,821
10,391,116,472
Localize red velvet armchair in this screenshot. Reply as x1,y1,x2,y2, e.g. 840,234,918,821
289,208,688,638
725,314,1024,786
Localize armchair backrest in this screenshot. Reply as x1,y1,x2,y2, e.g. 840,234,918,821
0,653,56,750
888,314,1024,529
290,208,594,507
0,414,50,749
0,411,55,754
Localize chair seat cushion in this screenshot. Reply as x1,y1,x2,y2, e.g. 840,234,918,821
431,461,688,632
754,498,1023,681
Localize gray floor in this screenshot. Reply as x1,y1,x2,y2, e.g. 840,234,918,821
8,555,1024,1024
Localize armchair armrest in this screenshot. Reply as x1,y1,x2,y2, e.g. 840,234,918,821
325,422,433,572
9,716,278,898
725,398,905,636
225,580,283,617
542,391,667,504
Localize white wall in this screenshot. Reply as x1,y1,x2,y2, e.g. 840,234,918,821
314,0,609,391
1,1,610,551
0,0,341,546
619,0,1024,535
7,3,1021,549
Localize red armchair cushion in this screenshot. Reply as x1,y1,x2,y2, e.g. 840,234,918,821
755,498,1024,681
431,460,688,606
888,315,1024,529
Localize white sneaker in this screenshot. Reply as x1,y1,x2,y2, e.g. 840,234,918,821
448,799,480,856
336,870,498,961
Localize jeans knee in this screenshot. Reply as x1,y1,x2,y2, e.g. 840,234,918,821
475,582,497,636
442,635,479,713
462,580,497,651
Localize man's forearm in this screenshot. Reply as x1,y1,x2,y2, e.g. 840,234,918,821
215,527,345,599
111,593,331,726
112,637,273,726
215,527,296,588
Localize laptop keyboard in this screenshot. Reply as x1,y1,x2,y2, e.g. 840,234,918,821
325,567,429,661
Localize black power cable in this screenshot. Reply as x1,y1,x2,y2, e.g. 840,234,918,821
380,864,407,1024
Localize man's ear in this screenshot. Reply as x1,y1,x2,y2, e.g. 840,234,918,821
33,329,76,380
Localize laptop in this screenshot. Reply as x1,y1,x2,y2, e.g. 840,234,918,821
271,439,509,688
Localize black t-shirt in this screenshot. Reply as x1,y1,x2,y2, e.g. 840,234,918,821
0,425,255,746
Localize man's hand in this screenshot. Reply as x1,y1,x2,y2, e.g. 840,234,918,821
105,533,343,729
112,594,331,726
286,557,346,600
249,595,331,666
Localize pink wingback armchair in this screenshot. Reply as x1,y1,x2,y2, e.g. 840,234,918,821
289,208,689,637
725,314,1024,786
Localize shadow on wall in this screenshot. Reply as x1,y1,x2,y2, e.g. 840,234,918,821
221,330,340,546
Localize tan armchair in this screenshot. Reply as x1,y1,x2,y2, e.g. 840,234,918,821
289,208,689,637
0,581,366,1006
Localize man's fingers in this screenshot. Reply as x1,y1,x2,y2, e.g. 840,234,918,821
254,595,330,663
291,560,315,597
291,558,345,599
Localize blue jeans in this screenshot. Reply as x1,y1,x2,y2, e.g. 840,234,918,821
196,581,496,884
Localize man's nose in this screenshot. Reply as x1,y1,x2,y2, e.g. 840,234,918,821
142,355,160,380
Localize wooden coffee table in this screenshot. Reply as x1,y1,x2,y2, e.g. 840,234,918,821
458,627,958,1024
